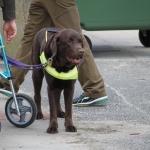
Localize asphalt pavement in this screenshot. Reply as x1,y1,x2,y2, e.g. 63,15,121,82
0,30,150,150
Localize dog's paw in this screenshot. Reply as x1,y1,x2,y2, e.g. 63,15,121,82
36,112,44,119
66,126,77,132
46,127,58,134
57,111,65,118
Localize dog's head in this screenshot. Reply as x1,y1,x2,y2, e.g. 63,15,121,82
44,29,84,68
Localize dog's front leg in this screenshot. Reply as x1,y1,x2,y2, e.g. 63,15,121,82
56,90,65,118
64,86,77,132
46,86,59,134
32,70,44,119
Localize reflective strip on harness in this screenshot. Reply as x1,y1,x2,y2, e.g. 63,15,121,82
40,52,78,80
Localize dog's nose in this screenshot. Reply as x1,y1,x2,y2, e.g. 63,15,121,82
78,49,84,54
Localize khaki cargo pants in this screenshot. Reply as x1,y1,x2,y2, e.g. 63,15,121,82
1,0,106,98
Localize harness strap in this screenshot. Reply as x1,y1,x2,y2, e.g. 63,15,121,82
45,28,60,42
40,51,78,80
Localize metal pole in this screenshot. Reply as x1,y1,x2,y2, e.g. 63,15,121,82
9,80,20,116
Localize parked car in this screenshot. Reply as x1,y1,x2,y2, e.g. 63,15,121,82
76,0,150,49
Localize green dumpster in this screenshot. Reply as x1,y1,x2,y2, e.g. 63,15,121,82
76,0,150,47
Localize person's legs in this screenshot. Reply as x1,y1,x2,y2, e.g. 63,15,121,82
42,0,107,102
0,0,54,92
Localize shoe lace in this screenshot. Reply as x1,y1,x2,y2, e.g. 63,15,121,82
78,93,84,99
73,93,85,103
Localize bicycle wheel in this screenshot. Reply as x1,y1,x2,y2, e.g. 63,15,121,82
5,93,37,128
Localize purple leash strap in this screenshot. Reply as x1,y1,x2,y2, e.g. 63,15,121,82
0,52,45,70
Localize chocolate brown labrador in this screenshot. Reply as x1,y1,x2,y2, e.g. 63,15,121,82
31,28,84,134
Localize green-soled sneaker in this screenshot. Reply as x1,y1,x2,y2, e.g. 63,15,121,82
73,93,108,107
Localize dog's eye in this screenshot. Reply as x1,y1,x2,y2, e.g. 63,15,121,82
66,38,73,44
78,39,83,47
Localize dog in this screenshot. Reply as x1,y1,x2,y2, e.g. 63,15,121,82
31,28,84,134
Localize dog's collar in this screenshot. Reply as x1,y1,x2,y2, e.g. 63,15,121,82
40,52,78,80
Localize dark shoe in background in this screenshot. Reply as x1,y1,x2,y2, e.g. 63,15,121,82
0,82,12,97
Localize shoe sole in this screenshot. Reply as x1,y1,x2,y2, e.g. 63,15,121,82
73,96,108,107
0,89,12,97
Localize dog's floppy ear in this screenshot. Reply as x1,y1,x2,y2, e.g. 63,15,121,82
50,33,60,57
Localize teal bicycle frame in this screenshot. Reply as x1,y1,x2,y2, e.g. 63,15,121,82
0,33,20,116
